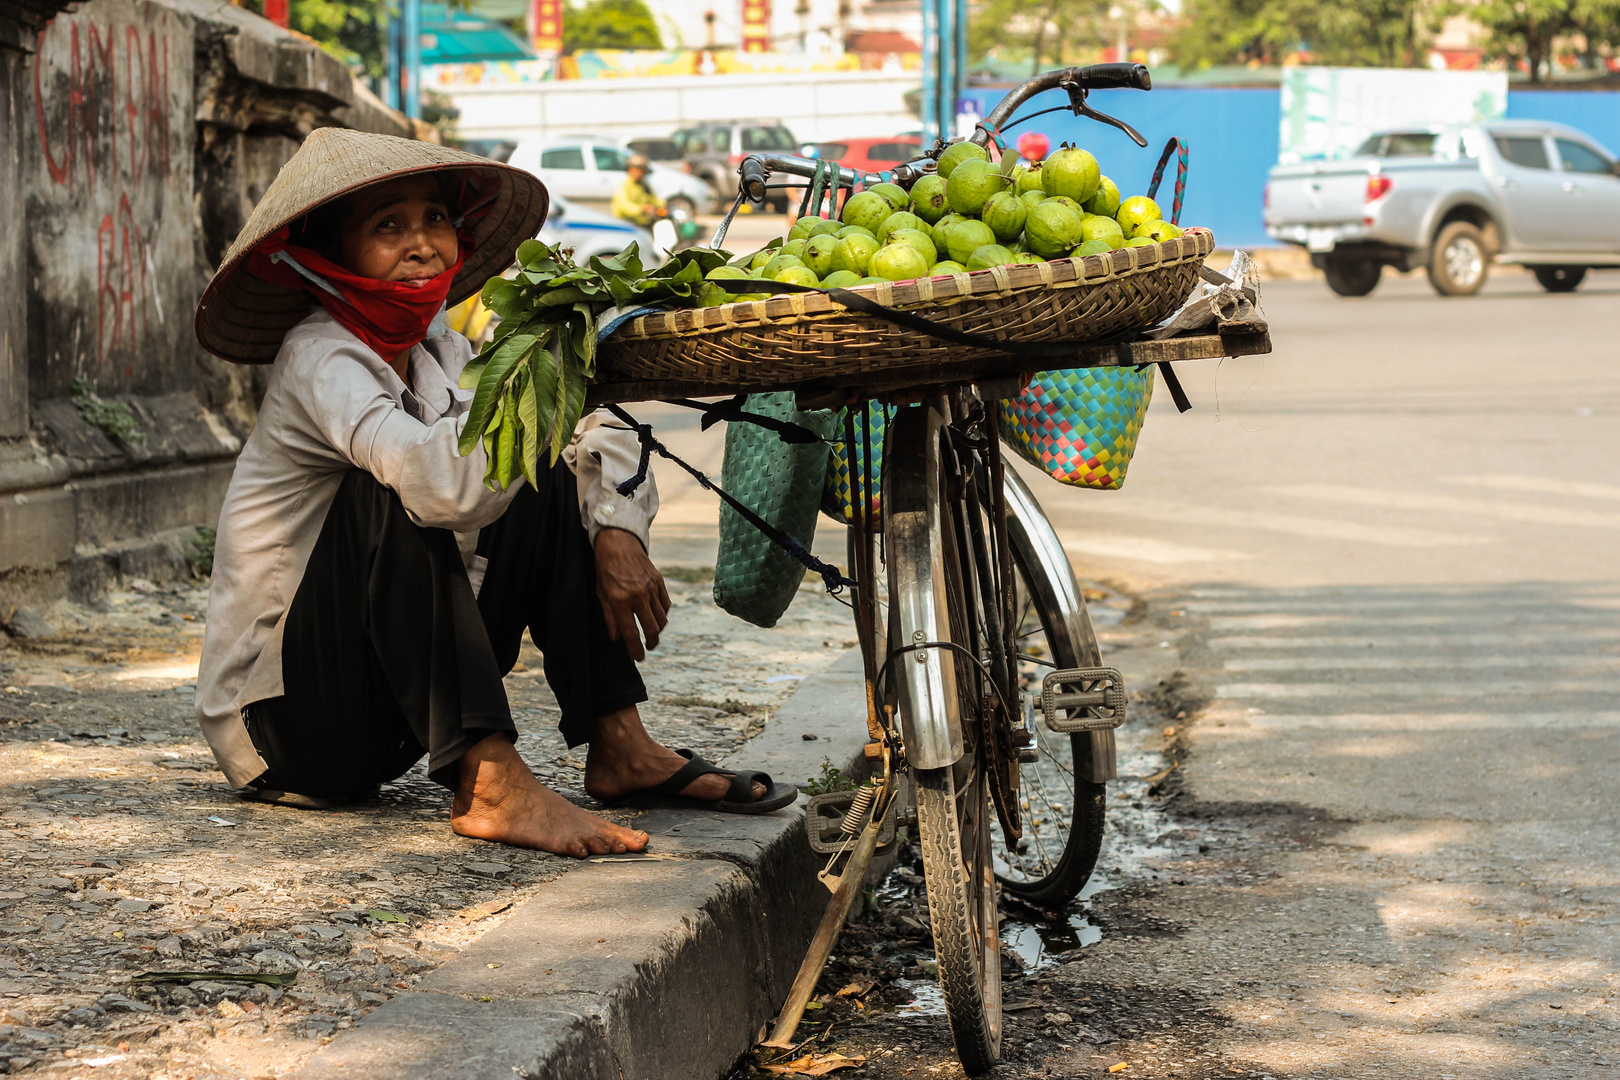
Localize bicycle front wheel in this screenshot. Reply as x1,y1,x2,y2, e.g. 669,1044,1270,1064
995,466,1109,906
886,402,1001,1072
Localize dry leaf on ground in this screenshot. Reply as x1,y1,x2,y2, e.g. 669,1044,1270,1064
758,1052,867,1076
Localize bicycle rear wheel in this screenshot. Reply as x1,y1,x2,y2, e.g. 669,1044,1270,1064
886,402,1001,1073
994,467,1109,906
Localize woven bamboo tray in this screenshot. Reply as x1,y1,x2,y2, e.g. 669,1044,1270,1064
595,229,1214,394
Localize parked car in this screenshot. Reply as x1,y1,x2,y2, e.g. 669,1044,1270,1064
801,135,924,175
507,136,709,223
671,121,799,210
1265,120,1620,296
455,138,516,164
539,193,653,263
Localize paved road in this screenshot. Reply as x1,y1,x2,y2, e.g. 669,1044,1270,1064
636,264,1620,1078
1001,266,1620,1078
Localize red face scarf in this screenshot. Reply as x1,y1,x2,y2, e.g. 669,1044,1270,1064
246,229,465,361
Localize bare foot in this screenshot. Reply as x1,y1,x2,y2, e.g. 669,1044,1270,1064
583,707,767,804
452,733,648,857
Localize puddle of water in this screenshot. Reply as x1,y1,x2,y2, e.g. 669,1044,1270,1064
1001,913,1104,971
895,974,946,1015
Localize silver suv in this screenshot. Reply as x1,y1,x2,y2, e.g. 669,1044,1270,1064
672,121,799,211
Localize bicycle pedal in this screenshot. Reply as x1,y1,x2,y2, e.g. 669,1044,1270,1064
1040,667,1127,733
805,789,897,856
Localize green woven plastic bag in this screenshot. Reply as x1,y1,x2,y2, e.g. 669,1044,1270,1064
713,393,837,628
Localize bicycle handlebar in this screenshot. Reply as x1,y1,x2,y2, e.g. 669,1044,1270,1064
970,63,1151,148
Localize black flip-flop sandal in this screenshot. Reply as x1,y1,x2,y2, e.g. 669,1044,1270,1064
612,749,798,815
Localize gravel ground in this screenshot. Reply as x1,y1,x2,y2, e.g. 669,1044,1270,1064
0,571,854,1078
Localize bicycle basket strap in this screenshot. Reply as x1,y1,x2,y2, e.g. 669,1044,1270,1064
1145,136,1189,226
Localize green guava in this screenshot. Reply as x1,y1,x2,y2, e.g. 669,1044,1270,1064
775,265,821,286
1124,236,1157,248
803,233,840,277
868,243,929,281
886,228,938,266
789,216,839,242
821,269,862,288
1116,196,1162,234
966,244,1015,271
1015,163,1045,196
841,191,893,234
1130,219,1184,242
1024,201,1085,259
837,225,875,240
930,213,966,252
1041,146,1101,203
908,175,949,224
1020,190,1047,211
763,254,806,278
931,260,967,275
937,140,989,178
1009,251,1045,265
1044,195,1085,216
876,211,925,245
944,218,997,264
1080,215,1125,246
830,233,880,276
854,276,886,286
748,247,779,271
1072,238,1115,257
780,238,808,259
868,182,910,212
980,191,1028,243
1084,176,1121,217
945,159,1006,216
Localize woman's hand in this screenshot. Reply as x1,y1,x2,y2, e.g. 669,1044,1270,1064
594,528,670,662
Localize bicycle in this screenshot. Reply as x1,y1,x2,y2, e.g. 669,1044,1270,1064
588,61,1271,1073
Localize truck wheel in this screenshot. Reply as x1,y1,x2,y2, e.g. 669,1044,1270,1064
1427,222,1489,296
1532,266,1586,293
1323,256,1382,297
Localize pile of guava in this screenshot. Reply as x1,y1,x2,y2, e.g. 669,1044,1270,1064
695,141,1190,304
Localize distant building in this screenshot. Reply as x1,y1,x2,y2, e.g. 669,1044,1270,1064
643,0,920,63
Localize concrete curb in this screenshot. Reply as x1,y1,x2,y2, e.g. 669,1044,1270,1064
292,650,871,1080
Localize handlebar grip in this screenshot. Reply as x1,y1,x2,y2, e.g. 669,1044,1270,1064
740,158,769,202
1073,62,1151,91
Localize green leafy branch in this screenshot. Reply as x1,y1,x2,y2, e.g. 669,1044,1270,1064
459,240,732,491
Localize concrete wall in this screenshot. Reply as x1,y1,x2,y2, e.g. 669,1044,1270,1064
0,0,416,612
441,68,920,144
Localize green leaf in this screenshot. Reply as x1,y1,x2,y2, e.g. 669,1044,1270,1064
517,368,540,487
496,387,518,489
481,279,526,320
367,909,409,923
458,358,488,392
515,239,548,266
459,331,540,456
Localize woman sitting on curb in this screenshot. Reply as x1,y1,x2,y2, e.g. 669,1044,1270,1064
192,130,795,857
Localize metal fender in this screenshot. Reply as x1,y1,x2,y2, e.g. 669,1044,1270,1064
883,403,965,770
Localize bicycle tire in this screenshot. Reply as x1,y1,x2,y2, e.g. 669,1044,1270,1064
995,467,1109,906
886,403,1001,1072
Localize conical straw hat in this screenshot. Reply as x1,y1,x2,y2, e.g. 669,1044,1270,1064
195,127,549,364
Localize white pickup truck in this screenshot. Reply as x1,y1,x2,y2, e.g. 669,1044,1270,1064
1265,120,1620,296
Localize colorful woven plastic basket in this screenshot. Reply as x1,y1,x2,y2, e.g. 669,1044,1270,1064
821,401,896,527
997,366,1155,490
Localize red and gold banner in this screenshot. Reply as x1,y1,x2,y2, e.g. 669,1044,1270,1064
531,0,563,54
740,0,770,53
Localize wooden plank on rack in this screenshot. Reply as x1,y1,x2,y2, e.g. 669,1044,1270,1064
586,331,1271,408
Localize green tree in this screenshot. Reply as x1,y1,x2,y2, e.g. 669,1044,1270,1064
970,0,1120,74
1172,0,1429,68
241,0,389,79
1464,0,1620,83
560,0,662,52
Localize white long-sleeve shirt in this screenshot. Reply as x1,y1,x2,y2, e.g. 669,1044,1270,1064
195,309,657,787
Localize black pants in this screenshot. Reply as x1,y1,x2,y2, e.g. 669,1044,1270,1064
243,465,647,796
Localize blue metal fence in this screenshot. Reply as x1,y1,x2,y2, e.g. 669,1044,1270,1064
961,84,1620,250
1506,91,1620,156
